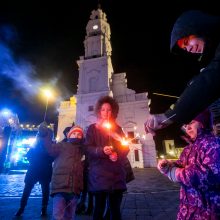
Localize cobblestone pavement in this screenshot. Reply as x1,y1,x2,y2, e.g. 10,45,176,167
0,168,180,220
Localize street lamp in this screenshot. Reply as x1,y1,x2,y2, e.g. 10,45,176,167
43,89,52,122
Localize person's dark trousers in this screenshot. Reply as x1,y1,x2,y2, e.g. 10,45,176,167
16,179,50,216
76,189,87,214
108,191,123,220
19,181,35,211
86,192,94,213
103,197,110,220
40,180,50,215
93,191,123,220
76,170,93,215
93,192,107,220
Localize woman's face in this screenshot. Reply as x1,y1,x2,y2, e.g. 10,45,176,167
100,103,112,120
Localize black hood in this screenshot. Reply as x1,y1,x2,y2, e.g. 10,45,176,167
170,10,220,53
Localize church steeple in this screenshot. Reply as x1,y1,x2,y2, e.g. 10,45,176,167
76,7,113,96
84,8,112,59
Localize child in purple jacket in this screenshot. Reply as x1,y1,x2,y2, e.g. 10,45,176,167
158,109,220,220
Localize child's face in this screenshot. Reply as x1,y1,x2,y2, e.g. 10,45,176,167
69,131,83,139
185,120,203,140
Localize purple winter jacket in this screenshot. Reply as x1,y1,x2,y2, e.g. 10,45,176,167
174,131,220,220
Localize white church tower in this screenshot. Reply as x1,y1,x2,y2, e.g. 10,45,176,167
75,8,113,127
57,7,157,167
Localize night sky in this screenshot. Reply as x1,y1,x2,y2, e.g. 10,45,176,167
0,0,219,149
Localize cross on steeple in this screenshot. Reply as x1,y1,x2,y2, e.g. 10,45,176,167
97,0,102,9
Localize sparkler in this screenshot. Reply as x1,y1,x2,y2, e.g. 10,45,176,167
102,119,112,146
160,113,176,124
120,133,141,146
120,133,144,154
145,113,177,136
121,137,129,146
102,122,143,148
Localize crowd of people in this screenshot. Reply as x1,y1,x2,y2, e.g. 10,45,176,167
13,8,220,220
144,9,220,220
15,95,134,220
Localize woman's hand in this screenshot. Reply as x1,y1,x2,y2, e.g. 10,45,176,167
109,152,118,162
103,146,113,155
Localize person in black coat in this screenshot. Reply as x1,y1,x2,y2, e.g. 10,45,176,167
15,122,54,217
144,10,220,134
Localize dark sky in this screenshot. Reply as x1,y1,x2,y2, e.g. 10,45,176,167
0,0,219,148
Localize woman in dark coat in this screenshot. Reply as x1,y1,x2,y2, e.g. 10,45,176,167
85,96,129,220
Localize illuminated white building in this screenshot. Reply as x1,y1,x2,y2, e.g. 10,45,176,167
57,7,156,167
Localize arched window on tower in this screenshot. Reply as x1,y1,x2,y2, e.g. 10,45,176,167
89,77,97,92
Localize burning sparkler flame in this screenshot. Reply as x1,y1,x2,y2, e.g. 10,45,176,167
103,121,112,129
101,122,144,148
121,137,129,146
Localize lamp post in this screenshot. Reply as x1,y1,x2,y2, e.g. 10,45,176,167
43,89,52,122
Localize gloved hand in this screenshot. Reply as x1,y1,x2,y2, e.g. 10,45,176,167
157,159,172,175
144,113,173,135
158,159,182,183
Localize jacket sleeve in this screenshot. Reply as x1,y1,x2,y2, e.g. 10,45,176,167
85,125,107,159
176,140,220,189
40,133,61,157
46,143,62,157
165,48,220,124
26,148,34,162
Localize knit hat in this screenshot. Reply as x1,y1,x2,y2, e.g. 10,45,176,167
193,109,212,129
67,126,84,138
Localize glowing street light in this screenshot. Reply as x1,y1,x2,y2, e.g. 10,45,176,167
43,89,52,122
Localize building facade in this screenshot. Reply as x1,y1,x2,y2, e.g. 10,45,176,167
57,8,156,167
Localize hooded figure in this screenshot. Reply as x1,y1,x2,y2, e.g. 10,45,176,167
165,10,220,124
144,10,220,134
170,10,220,54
